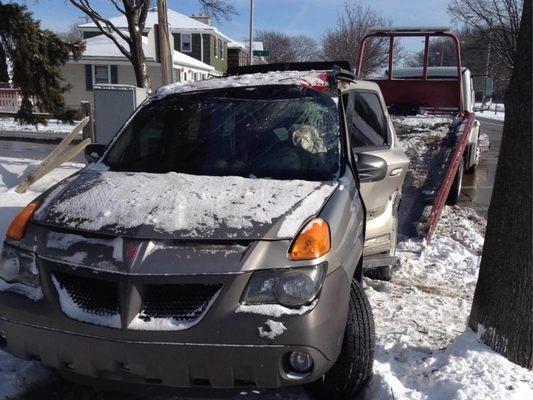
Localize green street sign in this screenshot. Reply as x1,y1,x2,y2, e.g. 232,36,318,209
252,50,269,57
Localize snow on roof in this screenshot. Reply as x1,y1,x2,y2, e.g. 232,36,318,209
151,70,329,101
79,8,235,42
81,33,214,71
171,48,215,71
82,33,151,59
228,41,264,51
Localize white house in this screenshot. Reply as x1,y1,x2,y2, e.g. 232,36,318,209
78,8,235,74
61,31,215,109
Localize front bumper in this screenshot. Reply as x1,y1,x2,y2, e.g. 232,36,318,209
0,259,350,389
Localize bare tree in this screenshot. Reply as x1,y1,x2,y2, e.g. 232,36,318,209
57,23,84,42
468,0,532,369
255,30,321,63
406,37,459,68
459,27,512,99
448,0,523,69
290,35,322,62
69,0,235,92
322,0,390,74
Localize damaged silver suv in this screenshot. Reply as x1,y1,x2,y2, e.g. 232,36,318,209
0,64,378,398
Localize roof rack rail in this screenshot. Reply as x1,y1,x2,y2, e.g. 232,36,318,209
226,61,354,77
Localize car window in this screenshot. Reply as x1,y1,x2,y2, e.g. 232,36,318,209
104,85,340,181
349,91,388,147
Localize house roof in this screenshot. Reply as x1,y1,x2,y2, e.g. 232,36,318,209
79,8,235,42
228,41,264,51
80,33,214,71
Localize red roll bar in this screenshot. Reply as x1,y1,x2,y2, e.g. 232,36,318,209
356,29,464,115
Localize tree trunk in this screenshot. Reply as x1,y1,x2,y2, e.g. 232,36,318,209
130,37,152,92
127,12,152,93
469,0,532,369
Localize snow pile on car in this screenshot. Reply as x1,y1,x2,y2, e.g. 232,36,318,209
46,170,337,239
151,70,329,101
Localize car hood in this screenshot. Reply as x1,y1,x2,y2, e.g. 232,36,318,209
34,166,338,240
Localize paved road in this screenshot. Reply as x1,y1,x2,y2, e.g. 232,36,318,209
460,118,504,215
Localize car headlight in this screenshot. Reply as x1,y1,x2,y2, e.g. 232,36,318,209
0,244,40,288
241,263,327,308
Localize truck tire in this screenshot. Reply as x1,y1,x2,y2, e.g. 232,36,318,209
307,279,375,399
446,158,464,205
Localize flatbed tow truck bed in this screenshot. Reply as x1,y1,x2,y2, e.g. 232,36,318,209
392,114,460,238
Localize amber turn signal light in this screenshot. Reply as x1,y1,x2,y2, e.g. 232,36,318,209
6,200,41,241
289,218,331,261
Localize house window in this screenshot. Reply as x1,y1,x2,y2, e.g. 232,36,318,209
193,72,198,81
181,33,192,52
184,71,188,81
219,39,223,60
214,37,218,58
93,65,110,84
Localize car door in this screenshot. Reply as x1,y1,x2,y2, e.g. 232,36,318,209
344,89,409,230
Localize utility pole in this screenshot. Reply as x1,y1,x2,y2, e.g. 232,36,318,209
248,0,254,66
157,0,172,85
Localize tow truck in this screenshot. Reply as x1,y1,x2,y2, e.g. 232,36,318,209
356,27,492,245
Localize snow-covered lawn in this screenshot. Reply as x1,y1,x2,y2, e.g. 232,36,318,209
364,206,532,399
0,117,81,140
0,156,531,399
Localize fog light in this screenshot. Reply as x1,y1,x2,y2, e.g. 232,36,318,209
288,351,313,373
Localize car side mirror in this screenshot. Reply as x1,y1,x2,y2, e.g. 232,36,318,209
356,152,388,183
84,143,107,164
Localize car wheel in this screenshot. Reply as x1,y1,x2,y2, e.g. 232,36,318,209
446,157,464,205
306,279,375,399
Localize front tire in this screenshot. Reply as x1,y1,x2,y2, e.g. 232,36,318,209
307,280,375,399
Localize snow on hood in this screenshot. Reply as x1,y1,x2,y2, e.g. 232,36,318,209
37,169,337,240
151,70,329,102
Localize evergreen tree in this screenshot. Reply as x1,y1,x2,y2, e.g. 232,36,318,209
0,43,8,83
0,2,84,124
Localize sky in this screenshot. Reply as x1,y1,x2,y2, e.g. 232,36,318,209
21,0,454,43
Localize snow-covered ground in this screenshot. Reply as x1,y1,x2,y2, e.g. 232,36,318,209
0,117,81,140
475,103,505,122
0,156,531,399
